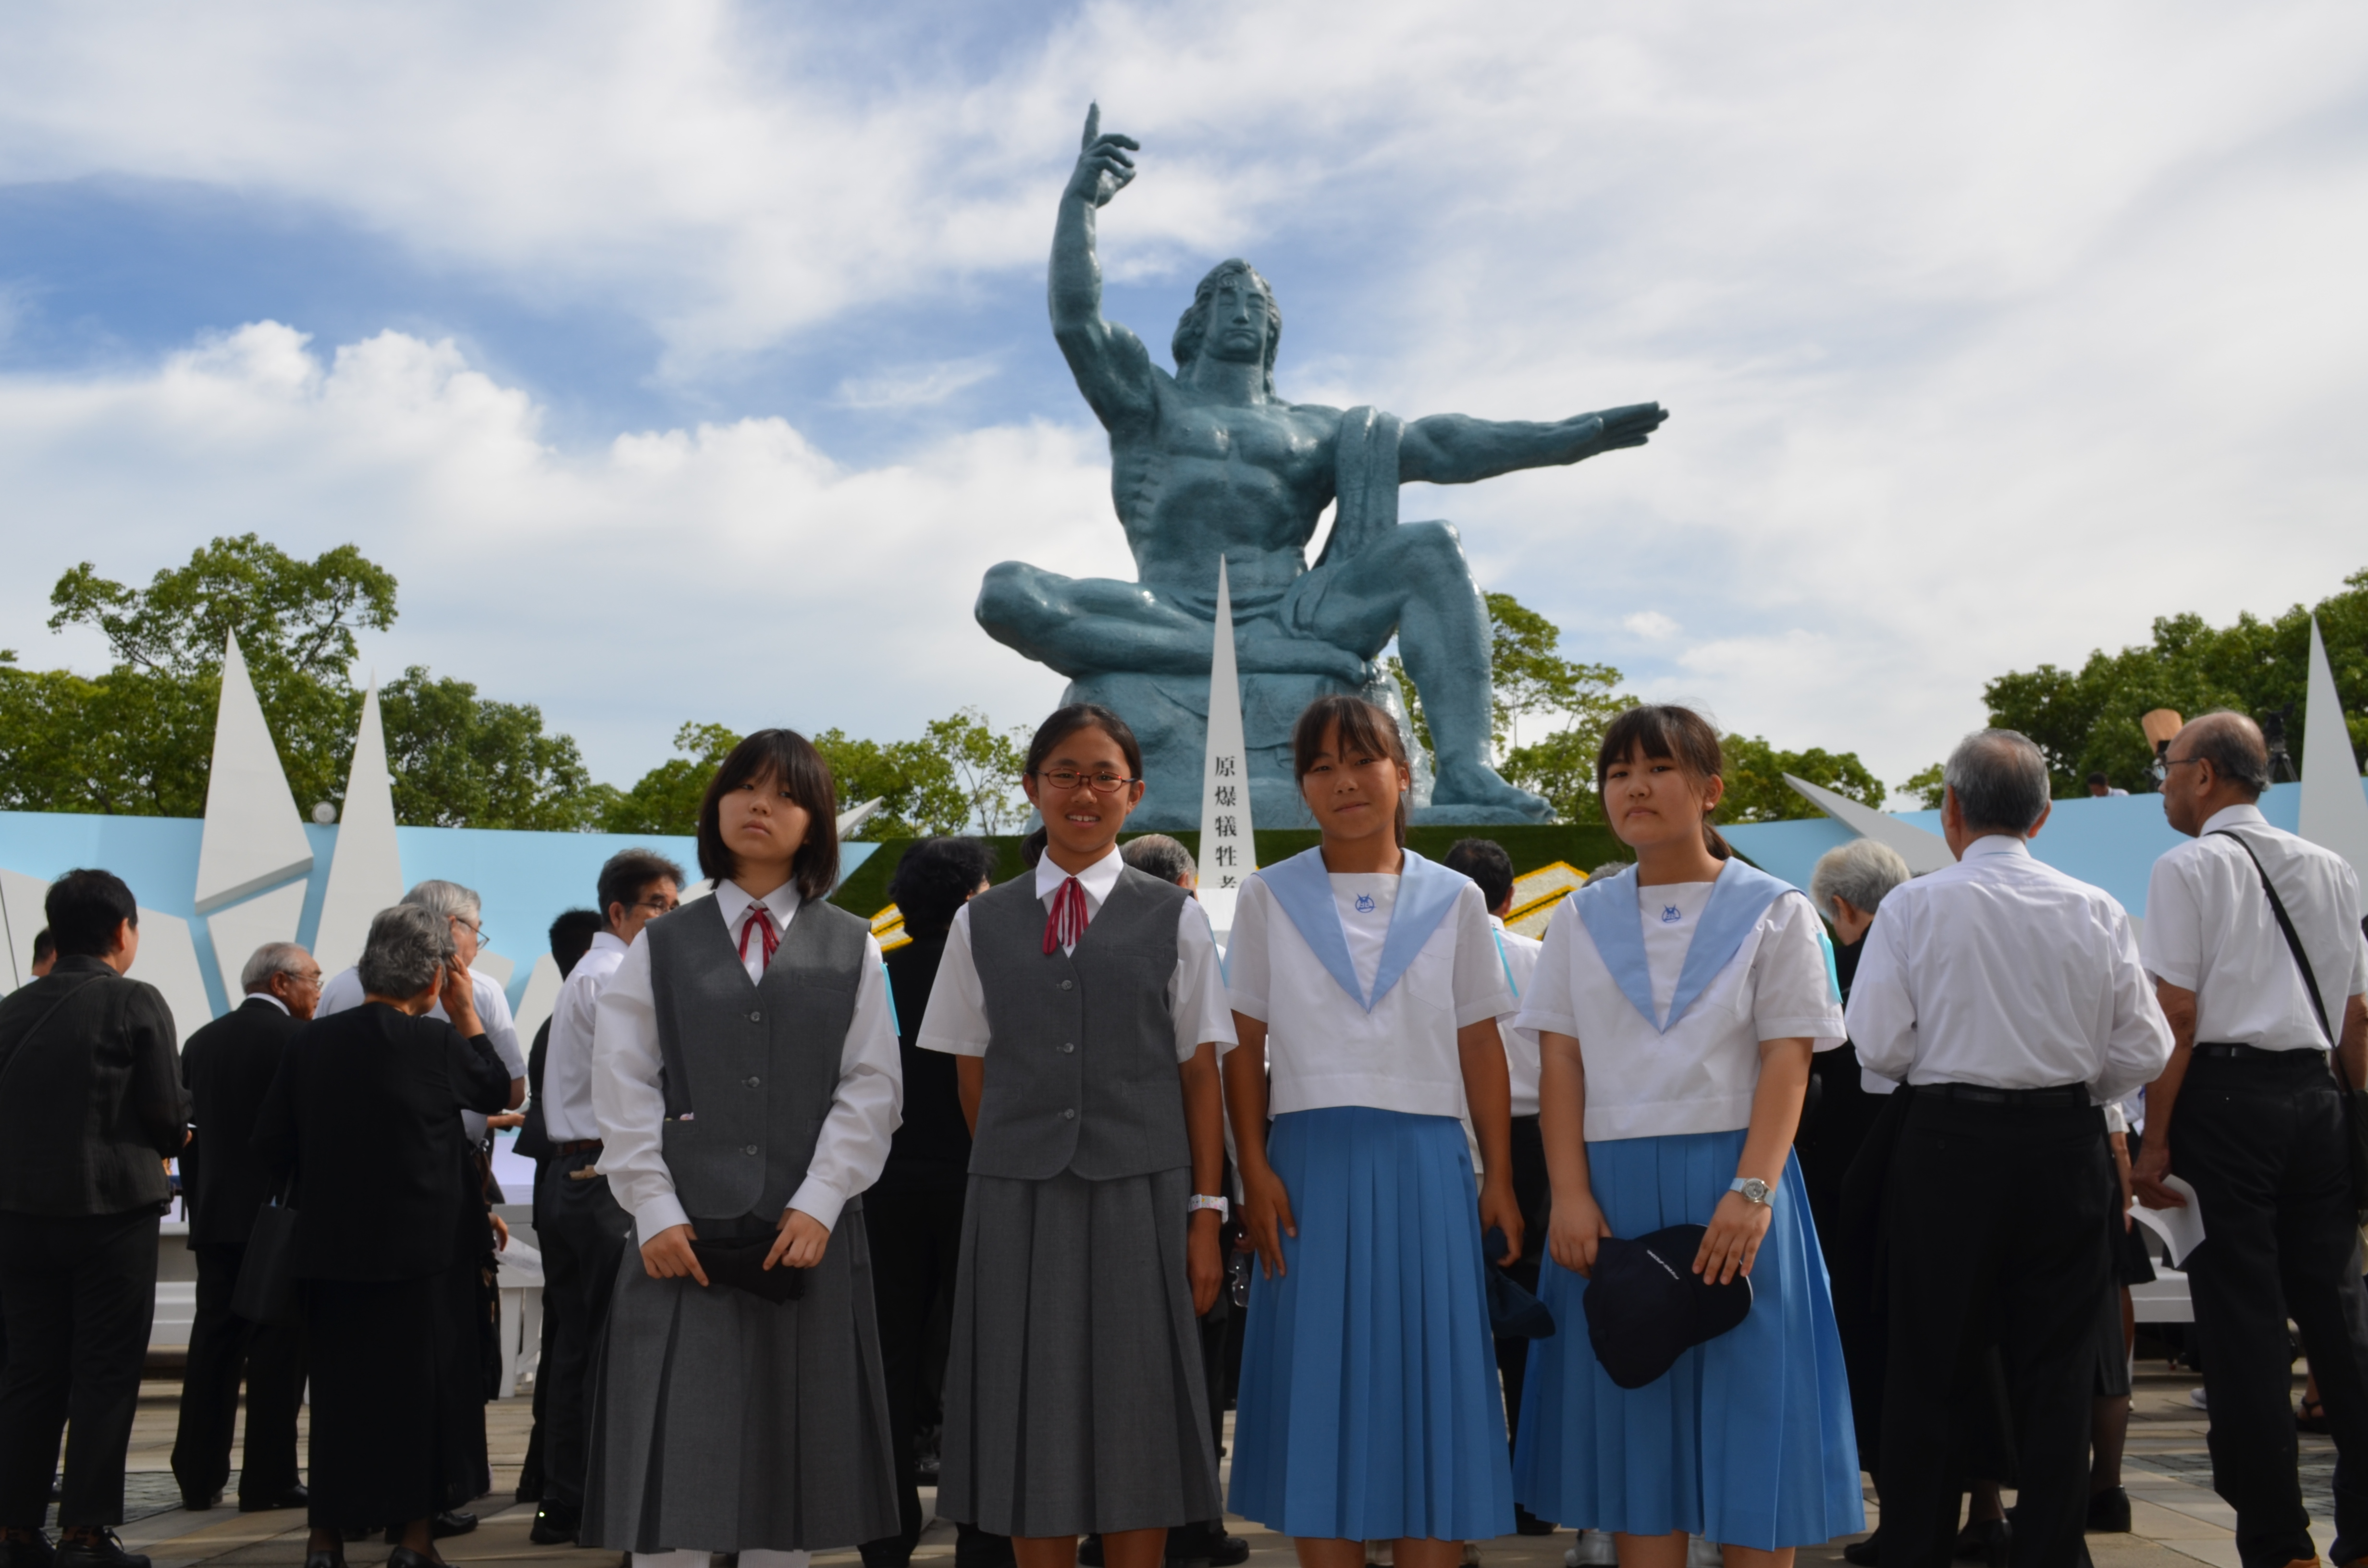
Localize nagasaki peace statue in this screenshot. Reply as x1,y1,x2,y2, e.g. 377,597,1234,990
976,109,1668,828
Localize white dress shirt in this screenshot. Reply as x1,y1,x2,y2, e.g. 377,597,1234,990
1846,835,2172,1103
319,962,524,1140
1490,917,1546,1117
1228,872,1511,1118
917,845,1237,1062
591,881,904,1245
2140,803,2368,1050
1516,875,1844,1139
542,931,629,1143
247,992,290,1016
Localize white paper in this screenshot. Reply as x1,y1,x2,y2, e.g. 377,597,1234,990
2130,1175,2207,1265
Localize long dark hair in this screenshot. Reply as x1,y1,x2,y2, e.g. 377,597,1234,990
1292,694,1410,847
697,728,841,899
1596,704,1732,861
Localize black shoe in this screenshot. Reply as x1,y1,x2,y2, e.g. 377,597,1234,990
1079,1537,1105,1568
240,1486,309,1514
1514,1506,1558,1538
53,1531,149,1568
387,1550,436,1568
2084,1487,2130,1534
1841,1531,1879,1567
1171,1526,1248,1567
431,1513,474,1540
1952,1520,2009,1568
1,1531,58,1568
302,1554,344,1568
180,1491,222,1513
955,1528,1017,1568
529,1510,579,1547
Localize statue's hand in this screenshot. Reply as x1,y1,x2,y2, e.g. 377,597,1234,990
1589,402,1669,453
1067,102,1139,209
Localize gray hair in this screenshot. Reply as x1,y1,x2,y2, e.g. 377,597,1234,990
2178,710,2270,799
239,941,314,993
401,879,481,923
1811,839,1913,922
358,905,456,999
1945,728,2052,834
1119,833,1196,887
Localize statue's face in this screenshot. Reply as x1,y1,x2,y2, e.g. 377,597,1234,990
1202,274,1272,365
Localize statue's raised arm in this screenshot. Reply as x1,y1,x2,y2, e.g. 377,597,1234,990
1399,403,1669,486
1049,105,1159,432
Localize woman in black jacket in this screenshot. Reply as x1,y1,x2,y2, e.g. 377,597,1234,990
254,905,513,1568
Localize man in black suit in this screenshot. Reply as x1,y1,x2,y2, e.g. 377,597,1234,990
169,942,321,1516
0,871,189,1568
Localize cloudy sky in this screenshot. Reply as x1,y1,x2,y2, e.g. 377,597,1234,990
2,1,2364,796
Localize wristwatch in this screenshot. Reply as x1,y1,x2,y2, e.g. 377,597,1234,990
1728,1176,1772,1207
1188,1194,1231,1220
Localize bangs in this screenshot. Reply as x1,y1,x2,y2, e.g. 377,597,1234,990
1292,694,1406,779
697,728,841,899
1595,704,1724,793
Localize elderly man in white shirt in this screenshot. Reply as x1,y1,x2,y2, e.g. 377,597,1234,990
527,849,683,1549
2132,712,2368,1568
1847,730,2172,1568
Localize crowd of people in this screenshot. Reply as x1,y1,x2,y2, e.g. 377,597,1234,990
0,693,2360,1568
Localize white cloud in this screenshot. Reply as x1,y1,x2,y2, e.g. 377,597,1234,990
1623,611,1680,641
833,357,1001,411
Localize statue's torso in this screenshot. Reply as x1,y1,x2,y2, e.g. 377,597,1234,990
1112,378,1342,602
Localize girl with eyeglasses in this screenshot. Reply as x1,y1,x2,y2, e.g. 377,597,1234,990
917,703,1236,1568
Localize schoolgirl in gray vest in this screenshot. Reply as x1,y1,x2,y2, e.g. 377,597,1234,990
582,729,903,1568
916,704,1237,1568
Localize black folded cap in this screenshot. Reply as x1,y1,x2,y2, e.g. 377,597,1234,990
1581,1223,1752,1389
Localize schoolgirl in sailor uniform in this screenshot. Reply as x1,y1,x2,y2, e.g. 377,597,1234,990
1223,695,1522,1568
1512,706,1862,1567
583,729,903,1568
920,704,1235,1568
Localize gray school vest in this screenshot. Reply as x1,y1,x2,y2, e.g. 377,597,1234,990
644,894,868,1223
965,866,1193,1182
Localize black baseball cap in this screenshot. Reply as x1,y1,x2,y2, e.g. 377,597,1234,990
1581,1223,1754,1389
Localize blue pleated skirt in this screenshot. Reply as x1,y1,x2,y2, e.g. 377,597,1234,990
1228,1106,1515,1543
1513,1131,1863,1549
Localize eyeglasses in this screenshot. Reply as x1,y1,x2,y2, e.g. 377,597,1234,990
453,916,488,945
2150,756,2200,784
1030,768,1140,795
632,897,678,915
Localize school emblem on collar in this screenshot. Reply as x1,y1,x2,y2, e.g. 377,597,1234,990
1660,904,1682,924
1355,893,1377,913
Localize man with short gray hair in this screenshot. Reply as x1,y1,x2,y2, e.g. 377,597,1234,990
2134,711,2368,1568
1847,729,2172,1568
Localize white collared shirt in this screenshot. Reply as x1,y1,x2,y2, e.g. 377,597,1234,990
1489,916,1546,1117
2140,803,2368,1051
319,962,525,1141
1846,835,2172,1102
917,846,1237,1061
591,880,904,1243
246,992,290,1017
1228,872,1511,1118
1516,873,1844,1139
541,931,629,1143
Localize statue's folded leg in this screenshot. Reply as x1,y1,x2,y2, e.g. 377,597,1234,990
974,560,1221,680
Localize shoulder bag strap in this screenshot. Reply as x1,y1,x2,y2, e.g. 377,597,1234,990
2209,827,2339,1050
0,971,111,1102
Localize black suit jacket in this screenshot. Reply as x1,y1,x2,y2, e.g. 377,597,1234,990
0,956,187,1217
874,931,973,1194
252,1002,512,1282
181,997,304,1247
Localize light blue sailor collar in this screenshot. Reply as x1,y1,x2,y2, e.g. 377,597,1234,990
1253,845,1468,1013
1571,857,1798,1033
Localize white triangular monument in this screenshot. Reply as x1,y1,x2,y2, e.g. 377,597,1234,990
2299,617,2368,885
313,680,407,976
1196,556,1256,897
194,630,315,912
1783,772,1957,875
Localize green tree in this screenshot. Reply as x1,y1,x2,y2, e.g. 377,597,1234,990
1898,763,1947,809
812,727,971,838
597,723,741,836
1716,735,1886,823
1386,590,1629,759
925,709,1033,834
1981,568,2368,795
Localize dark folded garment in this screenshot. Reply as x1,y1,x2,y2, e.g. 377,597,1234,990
690,1234,805,1304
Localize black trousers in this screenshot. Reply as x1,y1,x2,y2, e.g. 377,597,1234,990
0,1208,160,1530
1492,1114,1552,1500
1880,1095,2109,1568
534,1148,633,1517
861,1184,971,1567
169,1243,306,1505
2171,1051,2368,1568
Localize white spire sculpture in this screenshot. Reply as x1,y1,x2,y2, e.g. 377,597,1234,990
1196,556,1256,896
1783,772,1956,875
194,630,314,911
313,680,406,976
2298,617,2368,885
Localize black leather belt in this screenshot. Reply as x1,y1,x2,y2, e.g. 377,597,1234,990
2193,1041,2322,1061
1923,1082,2087,1108
557,1139,604,1155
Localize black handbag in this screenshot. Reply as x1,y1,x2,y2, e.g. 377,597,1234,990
231,1186,302,1327
689,1233,806,1305
2210,829,2368,1213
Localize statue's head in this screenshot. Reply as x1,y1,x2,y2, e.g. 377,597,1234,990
1172,259,1281,393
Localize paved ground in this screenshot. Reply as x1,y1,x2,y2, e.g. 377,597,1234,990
99,1368,2321,1568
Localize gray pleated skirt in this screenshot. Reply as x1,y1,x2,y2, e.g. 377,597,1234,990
581,1205,900,1554
937,1166,1221,1538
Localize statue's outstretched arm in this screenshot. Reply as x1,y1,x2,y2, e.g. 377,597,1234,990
1399,403,1669,485
1050,104,1157,432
